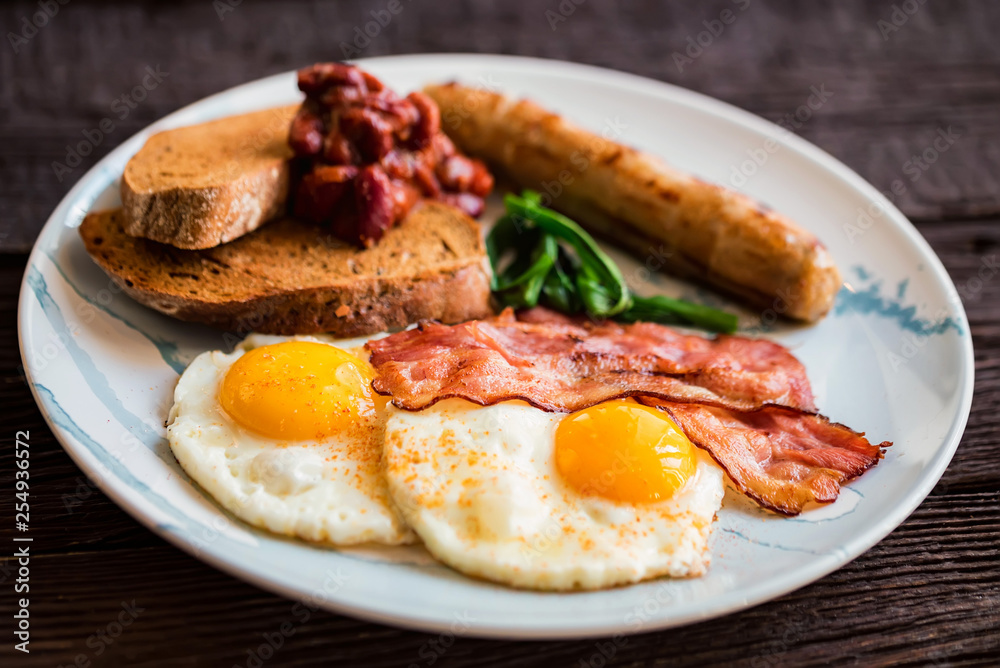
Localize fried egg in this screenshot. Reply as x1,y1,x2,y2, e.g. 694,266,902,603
383,398,724,590
167,333,415,546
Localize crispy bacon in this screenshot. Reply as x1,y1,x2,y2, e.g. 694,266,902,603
367,309,815,413
365,308,888,515
641,400,887,515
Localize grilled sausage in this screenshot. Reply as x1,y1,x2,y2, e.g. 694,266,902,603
424,82,842,322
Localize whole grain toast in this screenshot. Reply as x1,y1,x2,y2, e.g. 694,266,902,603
120,105,299,250
79,202,494,336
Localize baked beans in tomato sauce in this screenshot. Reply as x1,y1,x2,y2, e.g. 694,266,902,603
288,63,494,247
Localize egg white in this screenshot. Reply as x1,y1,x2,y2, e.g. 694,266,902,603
167,334,415,547
383,398,724,591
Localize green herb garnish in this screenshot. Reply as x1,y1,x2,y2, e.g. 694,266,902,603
486,191,738,334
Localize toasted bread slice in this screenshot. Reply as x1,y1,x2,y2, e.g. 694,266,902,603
120,105,299,250
79,202,494,336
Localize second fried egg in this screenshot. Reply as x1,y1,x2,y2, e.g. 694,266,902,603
383,398,724,590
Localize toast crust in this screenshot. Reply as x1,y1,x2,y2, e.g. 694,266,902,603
79,202,494,336
121,105,299,250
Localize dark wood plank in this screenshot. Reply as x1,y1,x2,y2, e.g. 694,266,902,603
0,497,997,667
3,0,1000,251
2,209,999,665
2,1,999,665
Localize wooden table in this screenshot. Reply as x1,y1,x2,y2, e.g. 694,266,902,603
2,1,998,665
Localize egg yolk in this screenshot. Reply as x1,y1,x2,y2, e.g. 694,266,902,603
219,341,383,441
554,399,697,504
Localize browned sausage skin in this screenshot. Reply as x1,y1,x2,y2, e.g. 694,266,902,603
425,82,842,322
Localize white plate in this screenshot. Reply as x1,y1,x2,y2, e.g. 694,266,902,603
18,54,974,639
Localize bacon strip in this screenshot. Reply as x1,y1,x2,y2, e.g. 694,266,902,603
367,309,815,413
365,308,888,515
640,400,887,515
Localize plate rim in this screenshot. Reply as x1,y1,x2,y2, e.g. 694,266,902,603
17,52,976,639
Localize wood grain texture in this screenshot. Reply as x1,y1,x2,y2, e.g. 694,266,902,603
2,0,1000,251
1,0,999,666
2,217,999,666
